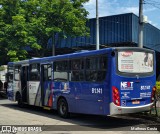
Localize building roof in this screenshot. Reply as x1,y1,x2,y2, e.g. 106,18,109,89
47,13,160,53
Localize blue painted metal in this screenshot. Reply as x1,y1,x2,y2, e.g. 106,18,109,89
9,47,156,116
132,14,160,52
35,47,156,115
47,13,160,52
8,62,14,66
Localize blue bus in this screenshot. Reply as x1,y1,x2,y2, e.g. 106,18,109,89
7,47,156,118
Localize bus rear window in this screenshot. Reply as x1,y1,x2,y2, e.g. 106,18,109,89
118,51,153,73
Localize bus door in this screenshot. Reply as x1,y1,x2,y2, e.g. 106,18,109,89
21,66,29,103
41,64,52,107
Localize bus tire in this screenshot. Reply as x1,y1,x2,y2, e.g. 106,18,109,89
57,98,69,118
17,94,23,108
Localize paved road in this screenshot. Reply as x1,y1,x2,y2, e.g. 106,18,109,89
0,98,160,134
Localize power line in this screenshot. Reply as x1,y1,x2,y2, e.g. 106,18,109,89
145,2,160,10
144,0,160,10
144,0,160,5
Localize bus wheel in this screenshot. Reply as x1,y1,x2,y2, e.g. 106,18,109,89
57,98,69,118
17,95,23,108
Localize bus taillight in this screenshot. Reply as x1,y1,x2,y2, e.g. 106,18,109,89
112,86,120,106
151,86,156,102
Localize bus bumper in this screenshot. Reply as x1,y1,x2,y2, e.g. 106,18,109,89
110,102,154,115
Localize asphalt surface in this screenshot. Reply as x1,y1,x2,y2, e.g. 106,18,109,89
0,97,160,134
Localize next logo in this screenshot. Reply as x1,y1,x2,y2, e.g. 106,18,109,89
121,82,134,90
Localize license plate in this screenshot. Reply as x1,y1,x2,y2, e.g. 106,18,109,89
132,100,140,104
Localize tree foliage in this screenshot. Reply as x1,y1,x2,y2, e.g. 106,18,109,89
0,65,6,71
0,0,89,62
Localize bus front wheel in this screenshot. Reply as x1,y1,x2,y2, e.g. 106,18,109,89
17,94,23,108
57,98,69,118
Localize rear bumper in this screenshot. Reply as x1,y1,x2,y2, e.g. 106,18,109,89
110,102,153,115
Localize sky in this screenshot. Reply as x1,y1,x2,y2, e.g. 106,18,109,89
84,0,160,29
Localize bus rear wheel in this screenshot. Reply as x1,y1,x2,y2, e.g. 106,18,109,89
57,98,69,118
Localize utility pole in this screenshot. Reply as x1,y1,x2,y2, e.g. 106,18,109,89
138,0,143,48
96,0,99,50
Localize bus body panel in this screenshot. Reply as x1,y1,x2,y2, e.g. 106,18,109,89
7,47,156,116
70,82,104,115
13,81,21,101
7,81,20,102
110,75,155,115
103,54,113,115
117,76,155,106
41,80,110,115
28,81,41,106
43,81,53,107
7,83,14,101
109,48,156,115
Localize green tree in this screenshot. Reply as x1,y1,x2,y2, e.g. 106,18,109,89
0,0,89,62
0,0,40,62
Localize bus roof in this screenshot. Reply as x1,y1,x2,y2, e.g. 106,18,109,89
14,60,29,66
8,47,155,65
40,48,113,64
8,62,14,66
113,47,155,53
30,47,155,64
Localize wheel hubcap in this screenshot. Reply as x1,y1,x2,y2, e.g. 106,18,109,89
60,102,66,115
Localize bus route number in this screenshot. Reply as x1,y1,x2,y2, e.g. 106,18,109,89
92,88,103,94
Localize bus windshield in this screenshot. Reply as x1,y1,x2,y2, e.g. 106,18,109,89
7,66,13,82
118,51,153,73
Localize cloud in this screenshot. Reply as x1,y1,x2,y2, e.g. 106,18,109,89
84,0,95,6
84,0,120,18
122,7,139,14
144,7,157,13
84,0,139,18
148,20,158,28
84,0,158,17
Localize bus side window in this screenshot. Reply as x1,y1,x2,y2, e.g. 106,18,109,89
98,55,107,81
86,57,97,81
43,64,52,81
70,59,84,81
29,63,40,81
86,55,107,82
54,61,68,81
14,65,21,81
